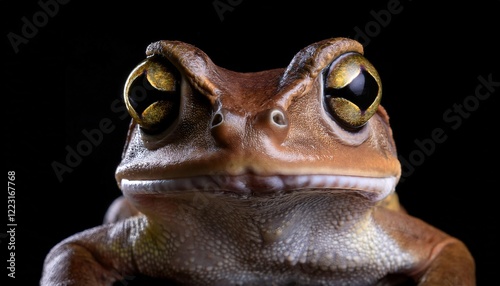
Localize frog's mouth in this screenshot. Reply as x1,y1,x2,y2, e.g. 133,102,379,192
120,175,397,202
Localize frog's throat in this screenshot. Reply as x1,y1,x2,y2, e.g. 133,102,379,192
120,175,397,202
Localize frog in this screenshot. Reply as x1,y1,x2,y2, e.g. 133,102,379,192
41,38,475,285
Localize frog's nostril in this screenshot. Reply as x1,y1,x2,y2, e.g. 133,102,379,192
271,109,287,127
211,112,224,128
210,109,245,148
254,108,290,144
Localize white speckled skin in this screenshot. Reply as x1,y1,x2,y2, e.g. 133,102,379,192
41,38,475,286
122,192,415,285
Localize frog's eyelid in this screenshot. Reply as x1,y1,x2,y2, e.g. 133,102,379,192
279,37,363,89
146,41,220,105
275,38,364,109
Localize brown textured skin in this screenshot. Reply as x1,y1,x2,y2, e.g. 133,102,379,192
41,38,475,285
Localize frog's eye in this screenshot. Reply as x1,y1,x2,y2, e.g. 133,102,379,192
323,52,381,129
124,56,180,134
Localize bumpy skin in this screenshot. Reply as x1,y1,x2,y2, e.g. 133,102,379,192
41,38,475,285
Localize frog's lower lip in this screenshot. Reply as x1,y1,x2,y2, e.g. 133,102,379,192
120,175,397,201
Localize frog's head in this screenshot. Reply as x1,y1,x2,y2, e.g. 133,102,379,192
115,38,400,202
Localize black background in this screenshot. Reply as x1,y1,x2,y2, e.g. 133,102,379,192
3,0,498,285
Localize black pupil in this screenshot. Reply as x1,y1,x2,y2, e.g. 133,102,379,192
326,68,378,111
128,73,177,115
